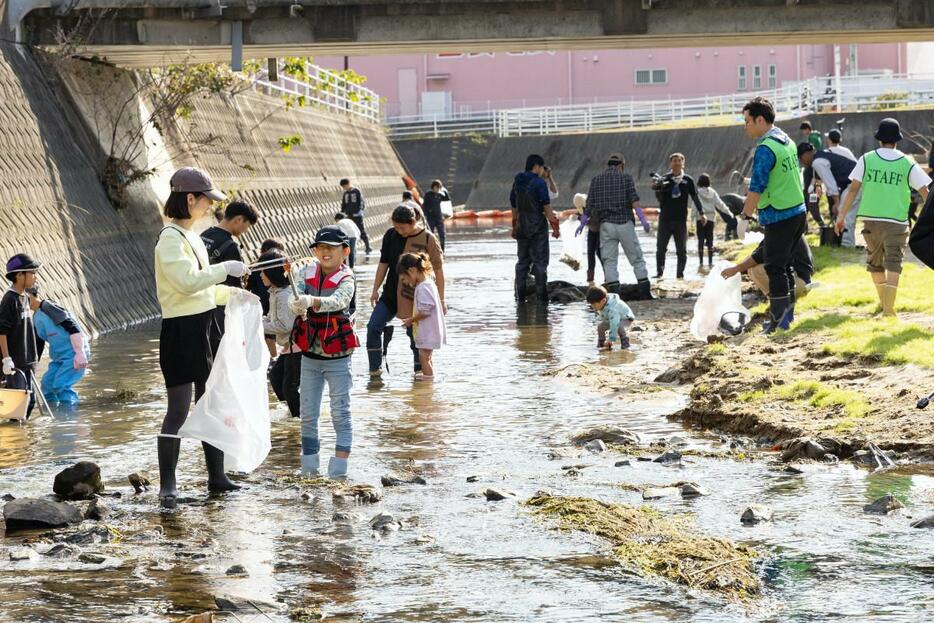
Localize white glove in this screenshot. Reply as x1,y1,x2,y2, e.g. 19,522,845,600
222,261,249,278
2,357,14,376
290,295,313,316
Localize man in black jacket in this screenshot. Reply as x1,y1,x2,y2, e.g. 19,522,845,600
340,178,371,254
653,153,706,279
421,180,451,250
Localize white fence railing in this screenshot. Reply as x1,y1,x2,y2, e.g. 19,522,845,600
252,63,381,123
387,73,934,139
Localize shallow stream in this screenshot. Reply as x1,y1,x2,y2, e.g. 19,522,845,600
1,224,932,622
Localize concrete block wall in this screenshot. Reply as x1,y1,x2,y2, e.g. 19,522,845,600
0,43,161,336
181,91,404,260
0,48,404,335
392,134,492,206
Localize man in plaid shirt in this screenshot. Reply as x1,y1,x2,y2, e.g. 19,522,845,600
584,154,653,300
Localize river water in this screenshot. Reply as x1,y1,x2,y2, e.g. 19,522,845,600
1,223,932,622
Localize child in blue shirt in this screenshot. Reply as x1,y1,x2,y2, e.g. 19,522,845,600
27,290,90,404
586,285,635,350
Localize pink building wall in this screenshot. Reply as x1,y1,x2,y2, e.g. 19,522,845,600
317,43,907,118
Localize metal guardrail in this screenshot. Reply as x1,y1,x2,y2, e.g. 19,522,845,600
252,63,381,123
386,73,934,139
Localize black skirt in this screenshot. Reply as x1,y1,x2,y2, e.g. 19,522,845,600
159,309,215,388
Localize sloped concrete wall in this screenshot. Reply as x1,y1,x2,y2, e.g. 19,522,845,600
0,43,161,336
0,49,404,334
392,134,492,206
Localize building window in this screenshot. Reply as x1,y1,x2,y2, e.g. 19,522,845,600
635,68,667,85
738,65,746,90
753,65,762,90
768,64,777,89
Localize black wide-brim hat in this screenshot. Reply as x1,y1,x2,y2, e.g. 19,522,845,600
5,253,41,281
874,118,903,143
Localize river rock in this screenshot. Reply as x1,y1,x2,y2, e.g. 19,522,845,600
128,472,151,494
1,493,14,502
584,439,607,454
84,498,108,521
679,483,710,498
380,473,427,487
214,595,281,613
466,475,479,483
863,493,904,515
783,464,805,475
3,498,82,531
43,543,80,559
780,438,828,463
78,552,107,565
741,504,773,524
64,525,111,545
614,460,632,467
910,515,934,528
652,449,682,465
482,488,516,502
333,484,382,504
642,487,679,500
571,426,640,447
8,546,36,562
369,512,402,533
654,366,683,384
226,564,249,576
53,462,103,500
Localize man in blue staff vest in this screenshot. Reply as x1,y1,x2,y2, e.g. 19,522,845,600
738,97,807,334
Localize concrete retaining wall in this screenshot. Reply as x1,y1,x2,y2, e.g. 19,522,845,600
403,110,933,211
0,48,404,335
392,134,492,206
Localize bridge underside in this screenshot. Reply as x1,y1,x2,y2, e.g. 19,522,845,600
15,0,934,67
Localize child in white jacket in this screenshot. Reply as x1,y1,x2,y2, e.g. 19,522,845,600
696,173,733,268
260,250,300,418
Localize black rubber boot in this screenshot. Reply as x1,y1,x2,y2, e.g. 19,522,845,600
203,442,242,493
637,278,654,300
157,436,180,509
762,295,792,335
602,281,620,297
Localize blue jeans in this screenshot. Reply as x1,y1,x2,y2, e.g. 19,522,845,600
300,356,353,455
366,299,419,372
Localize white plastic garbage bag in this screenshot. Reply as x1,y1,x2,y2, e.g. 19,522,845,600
689,265,750,342
440,199,454,218
177,291,271,472
559,217,583,271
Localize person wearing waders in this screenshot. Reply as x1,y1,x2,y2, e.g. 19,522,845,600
741,97,808,333
341,178,372,255
835,118,931,318
797,141,859,246
367,205,445,379
201,201,258,354
290,226,359,477
27,289,90,405
652,153,706,280
583,154,653,298
510,154,560,303
0,254,42,419
155,167,250,509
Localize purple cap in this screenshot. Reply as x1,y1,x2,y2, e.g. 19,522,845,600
169,167,227,202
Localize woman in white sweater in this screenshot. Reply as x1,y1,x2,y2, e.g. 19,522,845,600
154,167,248,509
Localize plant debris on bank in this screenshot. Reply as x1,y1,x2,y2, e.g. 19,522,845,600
526,493,760,600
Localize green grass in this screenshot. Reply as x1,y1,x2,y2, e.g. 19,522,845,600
779,242,934,368
775,380,870,419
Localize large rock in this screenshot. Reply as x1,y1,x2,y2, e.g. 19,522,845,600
3,498,82,531
740,504,773,525
652,449,683,465
380,473,427,487
53,462,103,500
863,493,904,515
780,438,828,463
571,426,640,447
910,515,934,528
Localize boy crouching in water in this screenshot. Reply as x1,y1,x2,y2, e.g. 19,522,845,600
586,285,635,350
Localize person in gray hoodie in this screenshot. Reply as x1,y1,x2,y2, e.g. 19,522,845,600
260,250,301,418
